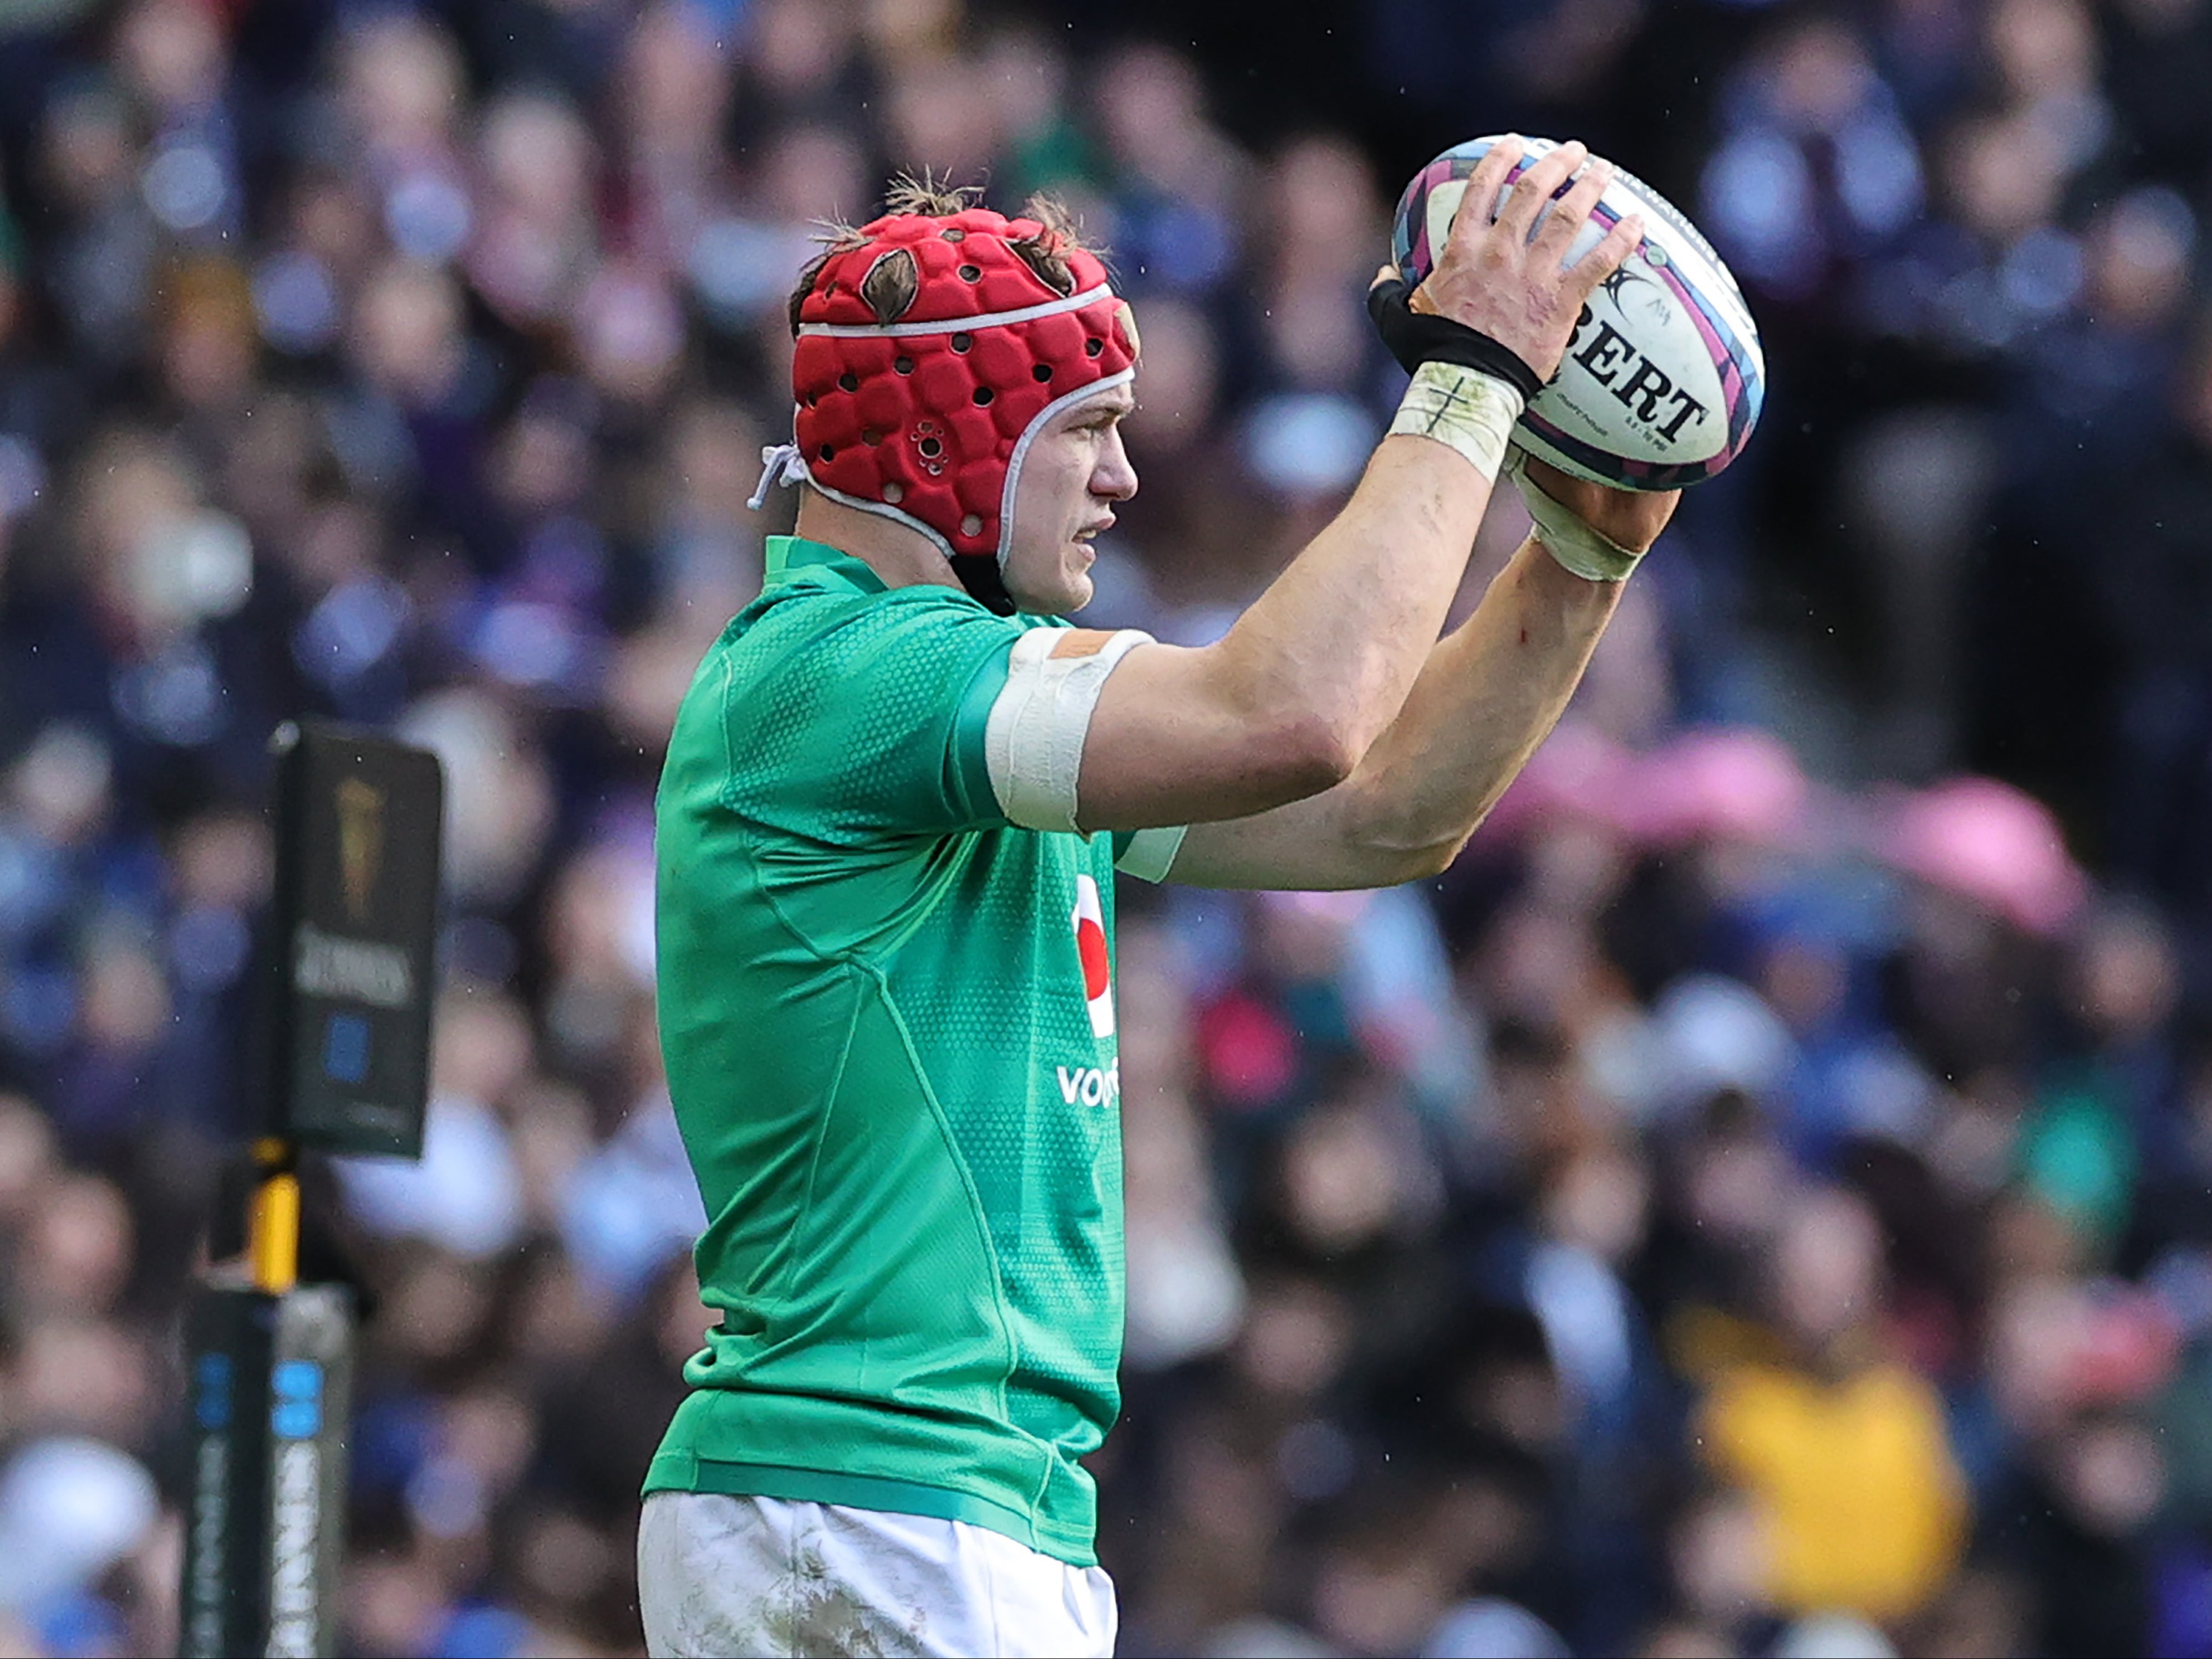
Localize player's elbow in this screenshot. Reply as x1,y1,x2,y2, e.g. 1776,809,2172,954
1201,639,1371,799
1346,822,1465,884
1396,835,1468,881
1263,708,1364,799
1339,776,1475,882
1184,646,1366,808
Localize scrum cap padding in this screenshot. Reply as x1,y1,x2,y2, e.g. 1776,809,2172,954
791,206,1138,601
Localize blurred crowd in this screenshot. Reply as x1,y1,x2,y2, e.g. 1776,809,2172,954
0,0,2204,1655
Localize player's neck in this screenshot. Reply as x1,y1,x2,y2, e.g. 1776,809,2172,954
792,490,963,593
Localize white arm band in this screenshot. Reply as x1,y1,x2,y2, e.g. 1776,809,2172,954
984,626,1152,833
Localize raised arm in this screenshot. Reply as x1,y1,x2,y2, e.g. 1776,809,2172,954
1165,462,1679,889
1073,138,1643,832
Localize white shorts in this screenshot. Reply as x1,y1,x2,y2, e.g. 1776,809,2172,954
637,1490,1118,1658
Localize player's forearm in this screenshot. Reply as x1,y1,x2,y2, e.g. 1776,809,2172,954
1186,143,1629,778
1203,433,1496,771
1336,534,1620,867
1166,537,1619,890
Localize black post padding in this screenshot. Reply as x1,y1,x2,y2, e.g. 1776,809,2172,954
180,1286,355,1659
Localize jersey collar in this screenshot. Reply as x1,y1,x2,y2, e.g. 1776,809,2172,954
763,535,889,595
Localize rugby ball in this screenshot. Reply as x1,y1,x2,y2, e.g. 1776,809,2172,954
1392,135,1763,490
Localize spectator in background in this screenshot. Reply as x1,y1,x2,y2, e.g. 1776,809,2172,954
1692,1184,1969,1626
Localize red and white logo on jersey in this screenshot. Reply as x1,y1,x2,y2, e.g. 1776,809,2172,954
1071,875,1113,1038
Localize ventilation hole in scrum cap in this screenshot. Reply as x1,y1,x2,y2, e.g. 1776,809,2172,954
838,372,858,392
894,356,914,374
973,387,994,407
818,444,835,460
862,428,882,445
940,227,966,242
918,435,942,457
951,333,972,353
960,513,983,536
883,481,904,503
958,264,982,282
1085,338,1103,357
1033,364,1053,382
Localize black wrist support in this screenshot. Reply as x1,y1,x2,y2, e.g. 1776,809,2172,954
1366,275,1547,403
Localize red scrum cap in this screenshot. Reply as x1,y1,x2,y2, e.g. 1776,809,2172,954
762,199,1139,614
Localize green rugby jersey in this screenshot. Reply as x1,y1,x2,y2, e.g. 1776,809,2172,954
646,535,1153,1567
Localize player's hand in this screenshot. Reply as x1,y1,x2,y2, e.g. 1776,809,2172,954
1521,455,1679,554
1410,136,1643,384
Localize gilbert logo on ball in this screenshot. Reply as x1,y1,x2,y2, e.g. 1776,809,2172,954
1071,874,1113,1038
1392,135,1763,490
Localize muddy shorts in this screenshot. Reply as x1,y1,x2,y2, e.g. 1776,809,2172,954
637,1491,1118,1658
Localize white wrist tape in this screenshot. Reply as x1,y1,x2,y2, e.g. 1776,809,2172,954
1388,361,1525,484
985,627,1152,833
1506,448,1644,583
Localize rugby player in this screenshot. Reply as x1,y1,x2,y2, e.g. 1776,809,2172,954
640,136,1675,1657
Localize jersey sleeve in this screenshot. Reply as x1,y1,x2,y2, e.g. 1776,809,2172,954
1112,826,1187,883
730,591,1025,839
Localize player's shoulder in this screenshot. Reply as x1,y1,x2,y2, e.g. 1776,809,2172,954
728,575,1025,681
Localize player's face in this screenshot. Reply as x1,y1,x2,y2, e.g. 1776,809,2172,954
1001,384,1139,615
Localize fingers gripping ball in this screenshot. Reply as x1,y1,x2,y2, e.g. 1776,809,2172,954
791,207,1138,609
1392,136,1763,490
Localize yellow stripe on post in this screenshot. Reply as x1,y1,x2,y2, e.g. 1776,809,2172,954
248,1153,301,1295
